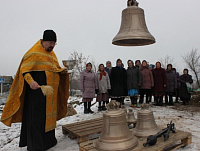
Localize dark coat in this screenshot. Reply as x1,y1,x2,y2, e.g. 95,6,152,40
140,66,154,89
110,66,127,97
105,67,112,78
152,67,167,94
179,74,193,100
165,70,177,93
80,69,97,98
175,72,180,88
126,66,141,90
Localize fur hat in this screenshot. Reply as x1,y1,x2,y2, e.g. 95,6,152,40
43,30,57,42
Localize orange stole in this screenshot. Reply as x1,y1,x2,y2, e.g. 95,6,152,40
45,71,70,132
0,40,69,132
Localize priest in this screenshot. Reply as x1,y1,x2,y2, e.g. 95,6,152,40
1,30,70,150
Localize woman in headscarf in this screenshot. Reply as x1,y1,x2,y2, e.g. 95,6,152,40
152,62,167,106
96,64,111,111
126,60,141,107
139,60,154,104
110,59,127,107
80,62,98,114
179,69,193,105
165,64,177,105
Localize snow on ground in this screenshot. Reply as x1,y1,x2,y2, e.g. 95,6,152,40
0,96,200,151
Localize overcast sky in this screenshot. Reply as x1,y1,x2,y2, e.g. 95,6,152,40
0,0,200,76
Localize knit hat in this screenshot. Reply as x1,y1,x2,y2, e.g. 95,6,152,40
43,30,57,42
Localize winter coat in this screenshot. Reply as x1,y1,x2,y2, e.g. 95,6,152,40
175,72,180,88
140,66,154,89
126,66,142,90
165,70,177,93
96,71,111,93
80,69,97,98
110,66,127,97
105,67,112,78
152,67,167,94
179,74,193,99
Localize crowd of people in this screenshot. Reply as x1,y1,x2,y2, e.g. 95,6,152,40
80,59,193,114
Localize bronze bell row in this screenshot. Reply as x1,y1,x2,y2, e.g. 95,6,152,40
112,0,155,46
95,101,160,150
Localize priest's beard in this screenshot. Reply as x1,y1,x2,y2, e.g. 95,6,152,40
46,46,53,52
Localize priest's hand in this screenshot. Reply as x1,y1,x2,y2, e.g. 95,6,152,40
61,68,68,74
30,81,39,90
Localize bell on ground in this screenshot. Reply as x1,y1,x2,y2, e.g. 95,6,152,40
112,0,155,46
127,109,137,123
133,104,160,138
95,100,138,151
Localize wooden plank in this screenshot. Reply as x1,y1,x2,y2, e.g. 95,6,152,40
168,143,186,151
63,125,102,140
78,136,89,144
73,125,102,134
66,119,103,129
79,139,95,150
181,136,192,146
68,132,77,139
63,117,103,128
62,127,69,135
66,121,102,132
76,127,102,137
62,118,103,136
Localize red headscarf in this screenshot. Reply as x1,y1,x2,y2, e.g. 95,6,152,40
98,64,106,80
100,71,106,80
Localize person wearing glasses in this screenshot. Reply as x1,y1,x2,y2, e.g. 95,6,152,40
1,30,69,150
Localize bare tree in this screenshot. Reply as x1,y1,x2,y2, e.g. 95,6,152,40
159,55,176,69
69,51,89,74
182,49,200,87
68,51,89,91
90,58,99,73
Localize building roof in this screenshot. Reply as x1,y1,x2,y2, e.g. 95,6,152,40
0,76,13,84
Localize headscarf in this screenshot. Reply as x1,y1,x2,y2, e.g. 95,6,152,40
127,60,134,68
98,64,106,80
116,59,123,70
86,62,92,68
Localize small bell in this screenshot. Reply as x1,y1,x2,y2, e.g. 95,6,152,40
133,104,160,138
127,109,137,127
112,0,155,46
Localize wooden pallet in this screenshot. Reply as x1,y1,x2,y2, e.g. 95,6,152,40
79,130,192,151
62,117,103,143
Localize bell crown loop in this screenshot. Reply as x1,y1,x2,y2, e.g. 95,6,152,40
127,0,139,7
106,100,120,111
141,103,150,110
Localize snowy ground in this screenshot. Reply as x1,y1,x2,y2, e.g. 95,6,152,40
0,96,200,151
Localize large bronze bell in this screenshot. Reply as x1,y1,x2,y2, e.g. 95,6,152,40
112,0,155,46
133,104,160,138
95,100,138,151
